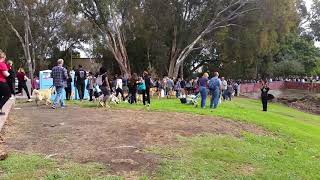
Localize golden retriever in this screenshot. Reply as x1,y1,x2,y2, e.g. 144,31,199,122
32,88,54,106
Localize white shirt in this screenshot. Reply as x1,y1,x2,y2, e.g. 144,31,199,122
116,78,123,89
222,80,227,90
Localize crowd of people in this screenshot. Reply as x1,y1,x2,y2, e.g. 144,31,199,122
0,50,289,114
56,62,241,111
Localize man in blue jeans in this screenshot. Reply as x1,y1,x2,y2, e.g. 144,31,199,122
51,59,68,109
199,73,209,108
209,72,222,109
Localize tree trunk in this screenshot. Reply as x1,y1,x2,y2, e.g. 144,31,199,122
168,26,180,78
102,17,131,78
172,63,181,79
24,17,34,80
4,15,33,79
28,24,36,74
179,64,184,78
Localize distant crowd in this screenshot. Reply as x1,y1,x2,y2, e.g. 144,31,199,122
239,76,320,84
2,49,318,114
66,64,240,110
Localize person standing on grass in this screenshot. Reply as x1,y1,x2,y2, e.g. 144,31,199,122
100,72,112,107
224,81,234,101
6,60,16,99
128,73,138,104
174,78,182,98
233,81,239,96
32,75,40,90
209,72,222,109
221,77,227,100
166,77,174,97
65,71,73,101
261,80,270,112
16,68,32,102
51,59,68,109
199,73,209,108
155,78,163,99
115,74,125,101
143,71,151,106
75,65,87,101
87,72,95,101
0,50,11,116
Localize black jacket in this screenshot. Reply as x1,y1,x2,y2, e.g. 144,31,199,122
144,75,151,89
7,68,16,81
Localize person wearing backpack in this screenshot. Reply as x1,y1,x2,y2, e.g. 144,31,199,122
209,72,222,109
199,73,209,108
75,65,87,101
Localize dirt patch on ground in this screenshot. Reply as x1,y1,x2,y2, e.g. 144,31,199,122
278,95,320,115
2,103,267,177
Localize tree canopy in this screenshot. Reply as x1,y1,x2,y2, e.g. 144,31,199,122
0,0,319,79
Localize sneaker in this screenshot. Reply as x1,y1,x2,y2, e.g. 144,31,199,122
51,106,56,109
27,99,33,102
61,106,66,109
0,112,5,116
9,97,15,100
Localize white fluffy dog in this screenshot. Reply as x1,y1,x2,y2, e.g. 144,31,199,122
32,88,54,106
98,93,120,108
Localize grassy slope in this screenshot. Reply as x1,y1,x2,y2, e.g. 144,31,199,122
114,98,320,179
117,98,320,145
4,98,320,179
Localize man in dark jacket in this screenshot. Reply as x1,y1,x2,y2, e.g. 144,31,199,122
143,71,151,106
261,80,270,112
75,65,87,100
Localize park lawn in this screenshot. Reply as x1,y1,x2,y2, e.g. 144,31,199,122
61,98,320,179
115,98,320,179
0,153,122,180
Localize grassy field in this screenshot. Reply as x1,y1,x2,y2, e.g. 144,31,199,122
0,153,121,180
2,98,320,179
73,97,320,179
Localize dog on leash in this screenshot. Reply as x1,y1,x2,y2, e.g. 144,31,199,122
32,88,54,106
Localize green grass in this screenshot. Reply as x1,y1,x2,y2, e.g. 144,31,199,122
70,98,320,179
0,153,122,180
149,134,320,179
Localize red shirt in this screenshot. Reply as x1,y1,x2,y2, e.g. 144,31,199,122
0,60,8,83
16,72,26,82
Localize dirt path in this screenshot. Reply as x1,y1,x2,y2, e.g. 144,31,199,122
2,103,267,177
